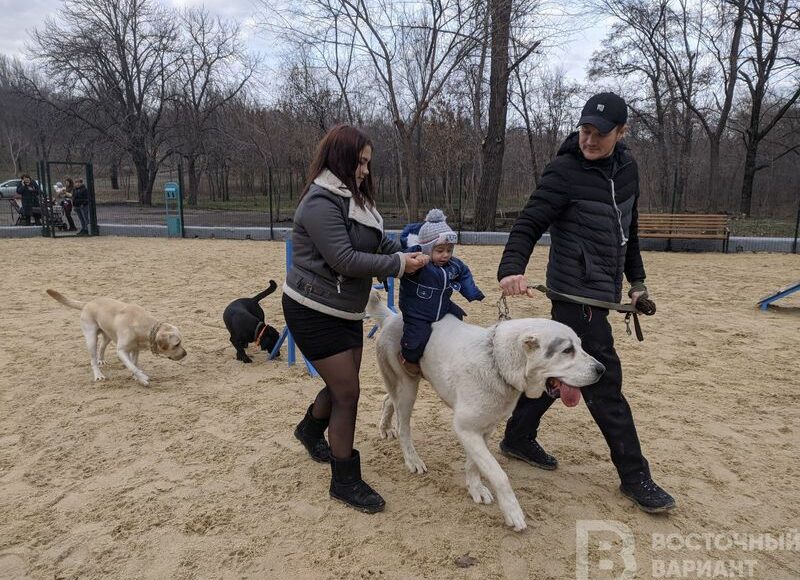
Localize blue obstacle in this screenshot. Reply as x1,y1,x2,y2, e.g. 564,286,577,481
270,237,399,373
757,281,800,310
368,277,396,338
269,238,319,377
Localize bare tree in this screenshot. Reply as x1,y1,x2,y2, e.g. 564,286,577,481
0,57,29,172
261,0,483,219
30,0,179,204
510,64,581,186
173,8,256,206
589,0,675,205
473,0,544,229
736,0,800,216
280,49,353,133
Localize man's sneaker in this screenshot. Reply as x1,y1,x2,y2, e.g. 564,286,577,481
499,437,558,470
620,476,676,513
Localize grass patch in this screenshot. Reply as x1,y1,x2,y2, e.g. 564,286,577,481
729,217,798,237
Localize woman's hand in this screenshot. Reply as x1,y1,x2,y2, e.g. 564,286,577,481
403,252,429,274
499,274,535,297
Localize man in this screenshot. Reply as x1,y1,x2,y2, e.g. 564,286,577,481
497,92,675,513
15,175,42,226
72,178,90,235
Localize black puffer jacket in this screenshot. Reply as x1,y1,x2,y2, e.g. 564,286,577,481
497,132,645,303
72,184,89,207
16,181,40,212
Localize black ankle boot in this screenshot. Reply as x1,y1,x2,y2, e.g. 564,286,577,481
294,404,331,463
329,450,385,513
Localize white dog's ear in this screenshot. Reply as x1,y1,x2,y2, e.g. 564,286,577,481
168,334,181,346
522,335,539,351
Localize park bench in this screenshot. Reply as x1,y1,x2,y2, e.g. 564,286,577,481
637,213,731,252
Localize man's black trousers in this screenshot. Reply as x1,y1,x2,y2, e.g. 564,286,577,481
504,300,650,484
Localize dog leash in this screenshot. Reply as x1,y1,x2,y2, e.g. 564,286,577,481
528,284,655,341
496,295,512,321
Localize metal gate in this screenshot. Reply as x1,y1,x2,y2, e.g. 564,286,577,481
36,160,99,238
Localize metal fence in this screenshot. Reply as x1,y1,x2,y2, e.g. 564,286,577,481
4,161,800,253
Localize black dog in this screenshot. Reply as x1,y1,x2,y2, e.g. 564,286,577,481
223,280,280,363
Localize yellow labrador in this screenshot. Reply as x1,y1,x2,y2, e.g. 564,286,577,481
47,289,186,386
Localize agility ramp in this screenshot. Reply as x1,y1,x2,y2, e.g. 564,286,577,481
757,281,800,310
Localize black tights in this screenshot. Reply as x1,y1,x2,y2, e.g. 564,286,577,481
309,347,363,460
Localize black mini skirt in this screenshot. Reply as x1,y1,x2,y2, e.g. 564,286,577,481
282,294,363,361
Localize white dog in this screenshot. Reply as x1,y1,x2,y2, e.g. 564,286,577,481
368,291,604,531
47,289,186,386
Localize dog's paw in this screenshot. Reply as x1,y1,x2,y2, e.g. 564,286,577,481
404,454,427,474
468,483,494,504
134,373,150,387
378,424,397,439
93,373,106,381
503,505,527,532
97,359,107,366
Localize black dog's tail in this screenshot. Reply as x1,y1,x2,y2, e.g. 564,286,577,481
251,280,278,302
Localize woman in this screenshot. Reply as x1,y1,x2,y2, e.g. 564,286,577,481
283,125,427,513
59,178,77,231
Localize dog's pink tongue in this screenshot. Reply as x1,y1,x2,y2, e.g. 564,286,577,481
560,384,582,407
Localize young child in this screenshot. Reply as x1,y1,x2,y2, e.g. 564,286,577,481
398,209,484,375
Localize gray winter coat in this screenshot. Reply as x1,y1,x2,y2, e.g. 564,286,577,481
283,170,405,319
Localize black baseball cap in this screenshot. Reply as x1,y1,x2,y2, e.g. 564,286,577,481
578,92,628,134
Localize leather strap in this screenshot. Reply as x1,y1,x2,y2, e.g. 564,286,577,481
529,285,655,342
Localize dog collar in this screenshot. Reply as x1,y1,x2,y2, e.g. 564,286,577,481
254,322,269,344
149,322,163,354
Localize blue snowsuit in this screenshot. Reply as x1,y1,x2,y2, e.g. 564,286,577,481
399,249,484,363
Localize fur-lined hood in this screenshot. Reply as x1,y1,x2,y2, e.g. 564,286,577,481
313,169,384,233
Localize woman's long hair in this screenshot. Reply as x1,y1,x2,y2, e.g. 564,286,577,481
300,125,375,208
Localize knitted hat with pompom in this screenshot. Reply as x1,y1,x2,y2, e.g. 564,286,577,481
417,209,457,255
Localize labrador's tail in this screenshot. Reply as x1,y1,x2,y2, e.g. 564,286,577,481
251,280,278,302
366,289,396,329
46,289,85,310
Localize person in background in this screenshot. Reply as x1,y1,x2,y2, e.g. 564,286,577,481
72,177,90,235
15,174,42,226
58,178,77,231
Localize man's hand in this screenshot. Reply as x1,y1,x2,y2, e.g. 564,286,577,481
630,289,647,308
499,275,536,297
631,289,656,315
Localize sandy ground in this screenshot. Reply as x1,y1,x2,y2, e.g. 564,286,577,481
0,237,798,580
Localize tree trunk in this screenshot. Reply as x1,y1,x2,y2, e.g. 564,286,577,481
145,158,158,206
398,129,419,220
739,136,758,216
110,162,119,190
187,156,200,206
474,0,512,232
132,150,151,205
708,137,721,203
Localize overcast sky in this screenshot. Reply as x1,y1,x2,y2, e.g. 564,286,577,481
0,0,611,85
